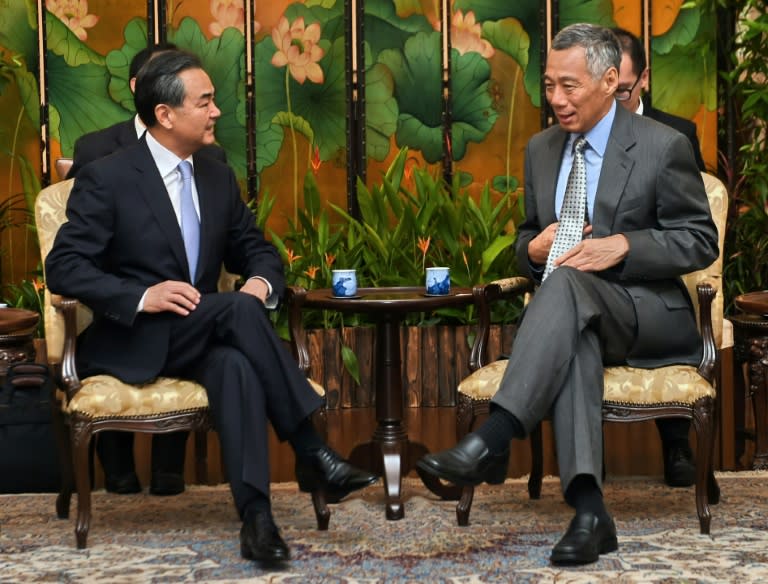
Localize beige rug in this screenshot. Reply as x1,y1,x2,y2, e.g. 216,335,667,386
2,472,768,582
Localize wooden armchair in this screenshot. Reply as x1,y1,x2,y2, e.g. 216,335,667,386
35,179,330,549
454,172,728,534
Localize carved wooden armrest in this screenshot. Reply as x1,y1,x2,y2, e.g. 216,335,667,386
285,286,310,377
469,277,534,371
695,280,718,383
50,294,82,399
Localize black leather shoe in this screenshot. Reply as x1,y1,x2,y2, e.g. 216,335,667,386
415,433,510,487
664,445,695,487
550,512,618,565
240,511,291,563
149,472,185,496
295,446,378,499
104,472,141,495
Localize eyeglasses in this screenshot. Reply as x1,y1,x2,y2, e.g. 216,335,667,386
615,75,641,101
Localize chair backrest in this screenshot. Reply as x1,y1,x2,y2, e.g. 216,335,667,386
681,172,728,348
34,179,241,363
35,179,93,363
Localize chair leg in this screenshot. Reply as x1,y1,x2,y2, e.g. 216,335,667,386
693,399,716,535
194,430,208,485
53,406,73,519
311,490,330,531
528,422,544,500
72,419,94,549
456,485,474,526
452,396,490,524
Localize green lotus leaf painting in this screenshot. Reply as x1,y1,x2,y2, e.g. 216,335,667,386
379,31,496,164
105,18,149,112
46,13,132,154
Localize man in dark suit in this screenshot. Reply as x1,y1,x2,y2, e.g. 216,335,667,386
68,44,227,497
45,50,376,563
612,26,706,488
612,27,706,172
417,24,718,565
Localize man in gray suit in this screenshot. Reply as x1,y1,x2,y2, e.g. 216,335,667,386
417,24,718,565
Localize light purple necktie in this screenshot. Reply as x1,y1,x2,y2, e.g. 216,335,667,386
178,161,199,282
543,135,588,281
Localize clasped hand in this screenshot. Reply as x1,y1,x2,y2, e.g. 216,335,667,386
144,278,268,315
528,223,629,272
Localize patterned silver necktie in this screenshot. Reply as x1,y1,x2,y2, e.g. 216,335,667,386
543,135,587,281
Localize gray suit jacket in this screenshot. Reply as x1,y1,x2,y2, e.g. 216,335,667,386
515,104,719,368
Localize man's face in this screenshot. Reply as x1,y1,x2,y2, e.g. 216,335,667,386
544,46,618,134
616,52,648,113
165,68,221,153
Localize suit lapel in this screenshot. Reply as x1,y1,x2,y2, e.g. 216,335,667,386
191,153,217,285
132,139,191,280
592,106,635,237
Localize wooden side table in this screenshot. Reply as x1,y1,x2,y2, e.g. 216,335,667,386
289,286,476,520
732,291,768,469
0,308,40,382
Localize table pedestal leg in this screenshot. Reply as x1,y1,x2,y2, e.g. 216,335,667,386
748,337,768,470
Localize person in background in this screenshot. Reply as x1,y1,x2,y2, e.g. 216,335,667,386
417,24,718,565
67,43,226,497
46,50,378,563
612,27,706,172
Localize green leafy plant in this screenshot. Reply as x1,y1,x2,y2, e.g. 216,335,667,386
264,147,523,383
720,0,768,312
267,147,524,331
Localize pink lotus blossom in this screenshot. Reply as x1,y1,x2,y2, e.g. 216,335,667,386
48,0,99,42
451,10,495,59
209,0,251,37
271,16,325,84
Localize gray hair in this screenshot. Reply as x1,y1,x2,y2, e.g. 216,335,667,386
551,23,621,79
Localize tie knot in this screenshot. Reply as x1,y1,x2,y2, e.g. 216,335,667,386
573,135,587,154
178,160,193,181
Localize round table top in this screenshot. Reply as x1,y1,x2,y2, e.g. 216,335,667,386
0,307,40,335
735,291,768,317
301,286,474,314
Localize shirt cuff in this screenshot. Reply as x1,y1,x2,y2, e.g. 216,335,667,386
137,289,148,312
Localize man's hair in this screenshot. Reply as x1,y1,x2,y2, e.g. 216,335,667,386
551,23,621,79
128,42,178,80
134,50,203,128
611,27,646,76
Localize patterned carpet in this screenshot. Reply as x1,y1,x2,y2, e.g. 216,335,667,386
3,472,768,583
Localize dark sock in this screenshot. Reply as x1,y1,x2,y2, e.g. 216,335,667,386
564,474,608,520
242,493,272,522
474,406,525,455
288,417,325,458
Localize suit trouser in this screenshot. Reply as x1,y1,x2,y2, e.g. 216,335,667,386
491,268,638,495
161,291,323,516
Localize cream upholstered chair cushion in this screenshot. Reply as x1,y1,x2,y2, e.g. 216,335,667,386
65,376,210,417
458,359,715,405
35,180,325,422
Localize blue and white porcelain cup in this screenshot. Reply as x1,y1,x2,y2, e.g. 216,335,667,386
332,269,358,297
425,266,450,295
